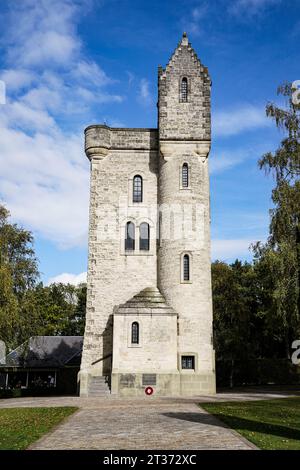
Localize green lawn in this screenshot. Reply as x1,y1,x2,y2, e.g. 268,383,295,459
0,407,78,450
201,397,300,450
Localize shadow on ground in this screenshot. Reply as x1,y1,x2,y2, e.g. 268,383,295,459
162,412,300,441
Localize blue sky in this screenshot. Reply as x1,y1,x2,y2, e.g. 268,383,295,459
0,0,299,285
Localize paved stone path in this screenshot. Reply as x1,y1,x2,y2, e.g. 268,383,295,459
27,399,254,450
1,390,298,450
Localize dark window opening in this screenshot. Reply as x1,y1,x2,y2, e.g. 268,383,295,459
181,77,188,102
125,221,135,251
140,222,150,251
183,254,190,281
131,322,139,344
182,163,189,188
133,175,143,203
182,356,195,370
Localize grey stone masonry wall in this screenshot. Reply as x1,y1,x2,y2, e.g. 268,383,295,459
85,125,158,159
157,33,215,391
80,127,159,395
158,34,211,141
80,33,216,397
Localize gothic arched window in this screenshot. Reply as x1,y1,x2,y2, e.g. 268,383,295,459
140,222,150,251
131,322,139,344
182,163,189,188
181,77,188,102
125,221,135,251
183,254,190,281
133,175,143,203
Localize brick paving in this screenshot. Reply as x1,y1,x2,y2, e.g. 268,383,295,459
1,390,298,450
27,399,254,450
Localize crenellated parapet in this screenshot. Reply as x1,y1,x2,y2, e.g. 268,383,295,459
85,125,158,160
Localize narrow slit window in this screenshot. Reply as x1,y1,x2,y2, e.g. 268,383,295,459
125,221,135,251
183,254,190,281
182,163,189,188
131,322,139,344
133,175,143,203
140,222,150,251
181,77,188,102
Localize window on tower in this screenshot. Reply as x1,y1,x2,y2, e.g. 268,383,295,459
133,175,143,203
125,221,135,251
183,254,190,281
181,77,188,102
181,355,195,370
139,222,150,251
131,322,139,344
182,163,189,188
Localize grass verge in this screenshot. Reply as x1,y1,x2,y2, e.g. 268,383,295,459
0,407,78,450
201,397,300,450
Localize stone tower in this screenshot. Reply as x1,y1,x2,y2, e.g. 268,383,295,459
79,33,215,397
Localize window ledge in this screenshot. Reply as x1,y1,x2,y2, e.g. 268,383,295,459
123,251,154,256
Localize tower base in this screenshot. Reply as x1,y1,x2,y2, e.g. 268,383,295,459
111,371,216,397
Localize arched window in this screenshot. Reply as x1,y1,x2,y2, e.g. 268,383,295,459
183,254,190,281
133,175,143,203
182,163,189,188
140,222,150,251
131,322,139,344
181,77,188,102
125,221,135,251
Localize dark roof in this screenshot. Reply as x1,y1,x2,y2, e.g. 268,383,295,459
116,287,177,316
3,336,83,368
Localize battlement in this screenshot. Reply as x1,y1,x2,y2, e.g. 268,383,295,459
85,125,158,160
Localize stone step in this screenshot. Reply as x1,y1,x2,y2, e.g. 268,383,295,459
90,378,107,382
88,375,111,397
89,388,109,392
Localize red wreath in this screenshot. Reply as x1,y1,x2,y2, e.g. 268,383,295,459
145,386,154,395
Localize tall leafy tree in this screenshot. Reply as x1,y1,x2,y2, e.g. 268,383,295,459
258,83,300,356
0,205,39,348
212,260,258,386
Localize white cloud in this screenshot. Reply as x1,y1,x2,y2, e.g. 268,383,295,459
213,104,270,137
229,0,282,16
47,271,87,286
0,0,122,248
181,3,209,36
0,69,36,91
210,148,245,173
126,71,135,86
137,78,153,106
212,238,261,261
73,61,114,87
5,0,82,67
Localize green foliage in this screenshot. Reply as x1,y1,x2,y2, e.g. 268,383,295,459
212,260,257,361
201,398,300,450
0,206,39,349
28,282,87,336
257,82,300,354
0,204,87,350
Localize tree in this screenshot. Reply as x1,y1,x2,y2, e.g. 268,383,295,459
212,260,258,387
0,205,40,348
26,282,87,337
257,83,300,356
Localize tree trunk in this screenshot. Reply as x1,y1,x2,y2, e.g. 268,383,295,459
229,358,234,388
285,329,291,360
296,225,300,319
